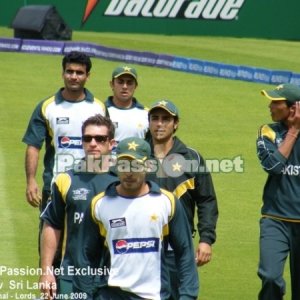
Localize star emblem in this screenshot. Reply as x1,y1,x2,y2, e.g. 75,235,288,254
172,162,182,172
128,141,139,151
158,100,168,106
150,214,159,222
123,66,132,72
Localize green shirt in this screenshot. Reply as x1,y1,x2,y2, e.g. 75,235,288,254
41,169,117,281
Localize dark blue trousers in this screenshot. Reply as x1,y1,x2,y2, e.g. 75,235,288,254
165,251,180,300
258,217,300,300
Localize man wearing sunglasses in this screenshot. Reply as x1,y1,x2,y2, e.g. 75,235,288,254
105,65,149,147
39,114,117,299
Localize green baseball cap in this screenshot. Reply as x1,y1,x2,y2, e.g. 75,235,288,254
112,66,137,81
261,83,300,103
148,100,179,117
116,137,150,161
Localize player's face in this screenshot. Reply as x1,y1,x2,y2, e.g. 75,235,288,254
110,75,137,107
269,100,290,122
63,63,89,92
149,109,178,143
117,158,148,197
82,125,114,159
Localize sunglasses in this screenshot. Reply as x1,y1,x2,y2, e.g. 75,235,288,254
82,135,109,143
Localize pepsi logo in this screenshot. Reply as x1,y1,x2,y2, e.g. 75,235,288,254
115,240,128,254
113,238,159,255
58,136,82,149
61,136,71,147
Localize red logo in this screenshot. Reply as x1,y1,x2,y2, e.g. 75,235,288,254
115,240,128,254
82,0,99,24
61,136,71,147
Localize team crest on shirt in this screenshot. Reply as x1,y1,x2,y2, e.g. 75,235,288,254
56,117,69,124
109,218,126,228
150,214,159,222
72,188,90,200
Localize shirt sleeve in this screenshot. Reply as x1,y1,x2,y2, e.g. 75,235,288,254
40,185,65,229
257,124,287,175
190,150,218,245
73,198,107,294
22,101,47,149
40,173,70,229
168,198,199,300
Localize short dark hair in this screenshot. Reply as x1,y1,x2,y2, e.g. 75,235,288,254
81,114,115,140
62,51,92,73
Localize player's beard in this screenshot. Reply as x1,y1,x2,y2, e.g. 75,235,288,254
152,130,173,144
117,173,148,197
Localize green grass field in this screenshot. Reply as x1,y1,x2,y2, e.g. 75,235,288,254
0,26,298,299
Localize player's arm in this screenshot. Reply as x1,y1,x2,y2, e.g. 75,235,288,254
257,126,287,174
23,101,47,207
38,178,67,300
257,103,300,174
169,198,199,300
193,152,218,266
73,197,105,294
25,145,42,207
194,181,218,266
39,222,61,300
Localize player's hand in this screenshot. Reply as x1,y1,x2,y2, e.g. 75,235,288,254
195,242,212,267
288,101,300,131
39,273,57,300
26,179,42,207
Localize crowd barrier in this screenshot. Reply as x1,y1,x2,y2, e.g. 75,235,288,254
1,37,300,86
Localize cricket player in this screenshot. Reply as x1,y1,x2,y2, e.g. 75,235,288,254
74,137,199,299
39,115,117,299
146,100,218,299
23,51,106,211
257,83,300,300
105,65,149,145
23,51,106,269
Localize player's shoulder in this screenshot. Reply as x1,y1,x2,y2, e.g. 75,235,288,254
93,97,106,108
92,179,117,204
56,171,72,182
91,96,106,115
159,188,176,220
36,95,55,111
257,123,281,141
181,144,204,167
160,187,176,201
54,172,72,197
91,190,106,203
131,98,148,111
186,146,202,159
91,190,106,221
